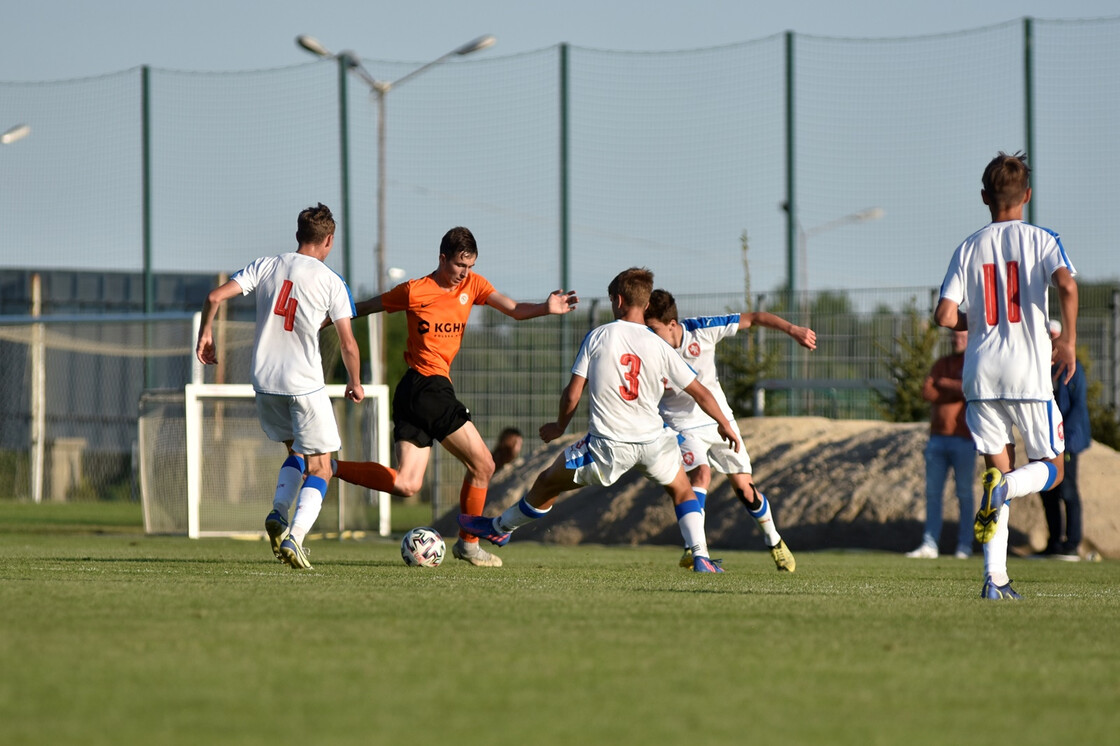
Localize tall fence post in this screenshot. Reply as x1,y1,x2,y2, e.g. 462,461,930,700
1113,289,1120,414
1024,16,1036,224
784,31,798,415
559,43,571,375
141,65,154,389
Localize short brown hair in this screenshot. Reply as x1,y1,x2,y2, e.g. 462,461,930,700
982,151,1031,211
644,289,678,324
296,203,335,245
607,267,653,309
440,226,478,259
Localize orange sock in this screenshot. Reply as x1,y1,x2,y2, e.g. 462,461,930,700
335,460,398,494
458,478,488,542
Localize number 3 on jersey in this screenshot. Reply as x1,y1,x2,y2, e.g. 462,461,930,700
273,279,298,331
982,261,1020,326
618,353,641,401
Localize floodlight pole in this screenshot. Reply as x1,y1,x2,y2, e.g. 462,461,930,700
297,35,496,385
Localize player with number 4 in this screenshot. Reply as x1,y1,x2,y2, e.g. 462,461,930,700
196,203,364,570
935,151,1078,600
458,267,741,573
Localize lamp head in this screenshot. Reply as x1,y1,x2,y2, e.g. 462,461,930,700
1,124,30,145
455,35,496,55
296,35,332,58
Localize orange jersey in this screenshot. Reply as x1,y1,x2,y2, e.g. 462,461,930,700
381,272,495,380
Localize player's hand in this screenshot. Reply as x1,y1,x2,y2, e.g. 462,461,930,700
345,382,365,403
548,290,579,315
717,421,741,453
792,325,817,350
196,335,217,365
539,422,566,443
1052,338,1077,385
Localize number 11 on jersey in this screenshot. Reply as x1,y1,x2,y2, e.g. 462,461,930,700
982,261,1020,326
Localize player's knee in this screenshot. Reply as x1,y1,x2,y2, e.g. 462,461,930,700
736,484,762,511
394,477,422,498
469,453,496,484
303,459,330,482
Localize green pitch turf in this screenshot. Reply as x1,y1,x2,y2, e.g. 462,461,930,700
1,502,1117,746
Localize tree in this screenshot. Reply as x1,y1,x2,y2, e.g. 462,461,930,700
876,301,939,423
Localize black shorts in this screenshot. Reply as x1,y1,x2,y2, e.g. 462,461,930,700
392,368,471,448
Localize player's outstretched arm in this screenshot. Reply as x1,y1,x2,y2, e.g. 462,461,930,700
682,379,741,453
539,374,587,443
487,289,579,321
1052,267,1079,384
320,295,384,330
195,279,243,365
333,316,365,403
741,311,817,350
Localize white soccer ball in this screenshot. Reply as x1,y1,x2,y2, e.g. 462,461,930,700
401,527,445,568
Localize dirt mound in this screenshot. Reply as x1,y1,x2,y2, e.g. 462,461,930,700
435,417,1120,558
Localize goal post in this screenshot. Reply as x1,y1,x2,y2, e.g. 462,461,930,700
140,383,391,539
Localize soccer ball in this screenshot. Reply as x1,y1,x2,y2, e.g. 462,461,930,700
400,527,445,568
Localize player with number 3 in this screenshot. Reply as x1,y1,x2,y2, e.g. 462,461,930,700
936,152,1078,600
458,267,740,572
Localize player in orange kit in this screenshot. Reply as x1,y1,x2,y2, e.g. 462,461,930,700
333,226,578,567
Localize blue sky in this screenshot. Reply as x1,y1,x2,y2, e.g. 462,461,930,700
3,0,1117,81
3,1,1119,302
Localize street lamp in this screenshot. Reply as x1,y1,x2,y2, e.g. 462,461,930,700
1,123,30,145
780,204,884,416
798,207,884,303
296,34,496,382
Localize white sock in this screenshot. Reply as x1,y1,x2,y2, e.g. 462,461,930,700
678,510,709,559
496,497,551,533
1005,461,1053,499
272,459,304,518
684,488,708,550
289,476,328,545
983,503,1011,585
746,492,782,547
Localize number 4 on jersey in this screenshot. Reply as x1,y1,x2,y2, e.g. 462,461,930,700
982,261,1020,326
273,279,298,331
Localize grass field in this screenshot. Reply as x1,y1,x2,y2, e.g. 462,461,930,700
2,502,1118,746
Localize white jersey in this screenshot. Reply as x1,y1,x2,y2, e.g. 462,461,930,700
572,319,698,443
232,252,355,396
939,220,1075,401
658,315,738,431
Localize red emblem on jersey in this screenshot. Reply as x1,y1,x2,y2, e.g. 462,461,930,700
682,451,695,466
1057,422,1065,442
688,342,701,357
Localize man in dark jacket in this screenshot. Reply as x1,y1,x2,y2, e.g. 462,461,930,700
1038,320,1091,560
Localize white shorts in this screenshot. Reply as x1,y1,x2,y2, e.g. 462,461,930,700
677,422,752,475
564,430,682,488
256,389,341,456
965,399,1065,461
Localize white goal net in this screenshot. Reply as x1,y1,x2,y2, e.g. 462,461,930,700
139,383,391,538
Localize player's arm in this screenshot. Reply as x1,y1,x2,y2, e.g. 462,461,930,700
933,298,968,331
486,288,579,321
333,316,365,403
740,311,816,350
539,373,587,443
322,295,384,329
1052,267,1079,384
195,279,243,365
681,379,741,453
